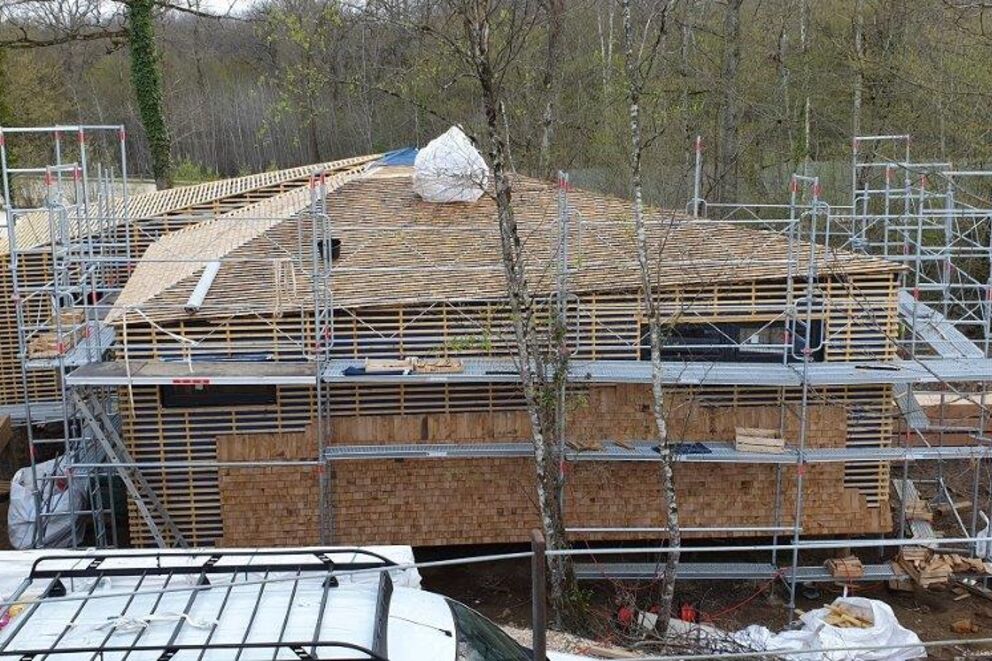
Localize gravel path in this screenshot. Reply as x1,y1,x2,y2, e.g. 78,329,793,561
502,624,630,657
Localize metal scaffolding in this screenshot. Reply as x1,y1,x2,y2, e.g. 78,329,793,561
1,123,990,619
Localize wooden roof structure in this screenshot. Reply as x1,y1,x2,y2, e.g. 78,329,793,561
107,160,902,324
1,156,380,255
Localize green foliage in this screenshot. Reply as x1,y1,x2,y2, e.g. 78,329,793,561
128,0,172,189
7,1,992,201
172,158,218,185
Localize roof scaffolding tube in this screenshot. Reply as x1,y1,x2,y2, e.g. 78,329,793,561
184,261,221,314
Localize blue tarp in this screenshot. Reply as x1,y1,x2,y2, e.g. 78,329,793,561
378,147,418,166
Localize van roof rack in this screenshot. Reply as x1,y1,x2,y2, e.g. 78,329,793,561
0,549,397,660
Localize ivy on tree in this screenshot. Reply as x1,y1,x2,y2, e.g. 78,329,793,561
128,0,172,189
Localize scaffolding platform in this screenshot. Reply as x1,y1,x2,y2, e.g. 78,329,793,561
0,400,64,425
321,357,992,387
898,291,986,359
24,323,116,370
63,355,992,387
66,359,318,386
323,441,992,464
574,561,897,582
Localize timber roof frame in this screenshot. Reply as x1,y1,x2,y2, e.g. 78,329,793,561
104,159,903,326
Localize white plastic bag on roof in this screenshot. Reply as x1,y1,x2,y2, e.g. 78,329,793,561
977,512,992,559
8,456,87,549
413,126,489,203
733,597,925,660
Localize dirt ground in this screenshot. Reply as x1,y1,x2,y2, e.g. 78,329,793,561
420,553,992,659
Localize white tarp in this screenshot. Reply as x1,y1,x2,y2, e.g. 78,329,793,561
977,512,992,559
733,597,926,660
413,126,489,203
7,457,87,550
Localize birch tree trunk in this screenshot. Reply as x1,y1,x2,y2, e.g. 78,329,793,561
461,0,574,624
620,0,680,639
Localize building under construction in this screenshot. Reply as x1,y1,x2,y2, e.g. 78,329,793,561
0,126,990,602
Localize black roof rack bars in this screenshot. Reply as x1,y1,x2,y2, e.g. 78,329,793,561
28,547,398,580
372,572,394,659
3,640,387,660
0,549,401,660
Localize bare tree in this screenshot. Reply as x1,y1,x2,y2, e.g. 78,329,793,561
619,0,680,639
0,0,236,188
538,0,563,177
455,0,576,622
716,0,742,202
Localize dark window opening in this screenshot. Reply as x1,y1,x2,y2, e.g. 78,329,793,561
640,321,825,363
160,384,278,409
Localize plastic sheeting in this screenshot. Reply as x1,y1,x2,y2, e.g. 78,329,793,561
7,457,87,550
733,597,926,660
413,126,489,203
977,512,992,559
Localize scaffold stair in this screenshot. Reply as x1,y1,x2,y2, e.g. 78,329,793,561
894,384,930,431
71,391,188,549
898,290,985,359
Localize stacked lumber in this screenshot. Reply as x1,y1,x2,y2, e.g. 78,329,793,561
824,555,864,580
896,547,950,588
896,547,992,588
413,357,464,374
823,602,874,629
27,309,85,358
734,427,785,453
362,357,465,375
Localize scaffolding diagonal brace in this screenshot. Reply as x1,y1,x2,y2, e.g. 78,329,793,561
71,391,188,549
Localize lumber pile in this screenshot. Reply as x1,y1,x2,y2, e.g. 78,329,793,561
824,555,864,580
27,310,85,358
734,427,785,453
895,546,992,588
361,357,465,375
823,602,874,629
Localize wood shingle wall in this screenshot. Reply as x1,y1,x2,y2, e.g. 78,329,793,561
214,401,885,548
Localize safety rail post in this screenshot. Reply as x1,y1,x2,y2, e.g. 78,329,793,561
531,529,547,661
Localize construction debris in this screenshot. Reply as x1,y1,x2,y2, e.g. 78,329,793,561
27,310,86,358
951,618,980,634
895,547,992,589
733,597,924,660
354,357,465,376
824,602,874,629
934,499,972,518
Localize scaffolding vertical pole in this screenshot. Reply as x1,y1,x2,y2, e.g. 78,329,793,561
313,172,333,545
787,174,819,618
692,136,703,218
0,128,45,548
120,127,131,265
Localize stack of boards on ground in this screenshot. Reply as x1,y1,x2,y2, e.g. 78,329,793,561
891,546,992,589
